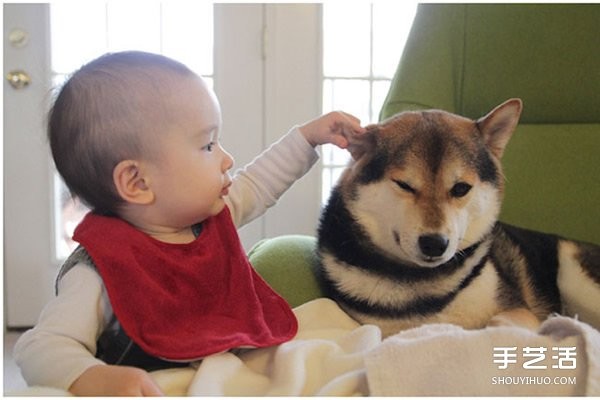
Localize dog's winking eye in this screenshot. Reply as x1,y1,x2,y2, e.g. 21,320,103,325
393,180,416,194
450,182,472,198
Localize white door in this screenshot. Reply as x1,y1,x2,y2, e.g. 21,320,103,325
4,4,55,327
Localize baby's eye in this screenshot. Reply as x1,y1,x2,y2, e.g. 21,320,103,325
203,142,215,152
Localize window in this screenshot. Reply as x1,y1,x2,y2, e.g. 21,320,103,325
321,2,417,203
50,3,214,259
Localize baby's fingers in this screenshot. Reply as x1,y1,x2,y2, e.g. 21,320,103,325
335,112,366,134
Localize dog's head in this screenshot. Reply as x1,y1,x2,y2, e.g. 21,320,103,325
337,98,522,268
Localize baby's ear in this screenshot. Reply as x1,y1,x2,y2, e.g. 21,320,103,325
347,125,378,160
113,160,155,205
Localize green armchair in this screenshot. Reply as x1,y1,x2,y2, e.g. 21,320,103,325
252,4,600,308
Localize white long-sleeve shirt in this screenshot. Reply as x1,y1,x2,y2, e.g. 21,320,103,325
14,127,319,390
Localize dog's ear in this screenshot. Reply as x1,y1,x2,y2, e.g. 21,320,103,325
347,125,378,160
476,98,522,159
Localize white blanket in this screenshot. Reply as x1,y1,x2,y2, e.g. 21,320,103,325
367,315,600,396
11,298,600,396
187,298,378,396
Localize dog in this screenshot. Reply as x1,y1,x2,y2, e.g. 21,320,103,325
316,98,600,337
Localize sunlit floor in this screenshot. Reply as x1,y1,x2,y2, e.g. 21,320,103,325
3,331,27,393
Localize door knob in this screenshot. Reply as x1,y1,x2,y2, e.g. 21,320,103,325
6,70,31,90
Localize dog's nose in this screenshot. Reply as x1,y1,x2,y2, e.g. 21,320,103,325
418,234,449,258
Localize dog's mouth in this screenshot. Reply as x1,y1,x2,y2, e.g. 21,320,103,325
415,254,452,268
421,255,446,264
414,241,483,269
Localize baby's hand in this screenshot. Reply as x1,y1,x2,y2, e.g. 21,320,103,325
69,364,163,396
298,111,366,148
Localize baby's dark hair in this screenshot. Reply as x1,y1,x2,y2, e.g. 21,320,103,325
48,51,194,215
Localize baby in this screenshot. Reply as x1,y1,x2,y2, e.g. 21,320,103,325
14,51,364,396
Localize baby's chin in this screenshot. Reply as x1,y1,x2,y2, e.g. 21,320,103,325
209,198,227,216
188,199,227,227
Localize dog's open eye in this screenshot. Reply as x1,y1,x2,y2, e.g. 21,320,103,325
393,180,416,194
450,182,472,198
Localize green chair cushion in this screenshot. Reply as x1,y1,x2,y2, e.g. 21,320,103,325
248,235,323,308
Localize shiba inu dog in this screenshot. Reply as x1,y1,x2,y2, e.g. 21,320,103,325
317,99,600,337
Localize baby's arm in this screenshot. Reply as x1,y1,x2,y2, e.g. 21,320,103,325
225,127,319,227
13,264,162,395
226,111,364,227
69,364,163,396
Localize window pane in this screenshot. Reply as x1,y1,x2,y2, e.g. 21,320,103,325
372,2,418,77
323,143,350,168
331,147,351,166
50,3,107,73
162,3,213,76
322,140,335,165
322,166,348,204
322,79,334,117
325,79,370,124
321,168,332,205
332,167,346,186
53,174,88,258
372,80,392,121
323,3,371,77
107,3,161,53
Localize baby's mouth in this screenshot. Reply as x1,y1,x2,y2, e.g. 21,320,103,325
221,181,232,196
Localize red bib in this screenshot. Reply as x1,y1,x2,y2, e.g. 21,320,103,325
73,207,298,361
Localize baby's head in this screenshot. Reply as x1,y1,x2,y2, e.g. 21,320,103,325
49,51,213,216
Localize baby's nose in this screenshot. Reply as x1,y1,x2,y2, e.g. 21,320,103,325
223,150,234,171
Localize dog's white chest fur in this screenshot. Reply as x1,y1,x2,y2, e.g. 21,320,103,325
321,242,502,337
